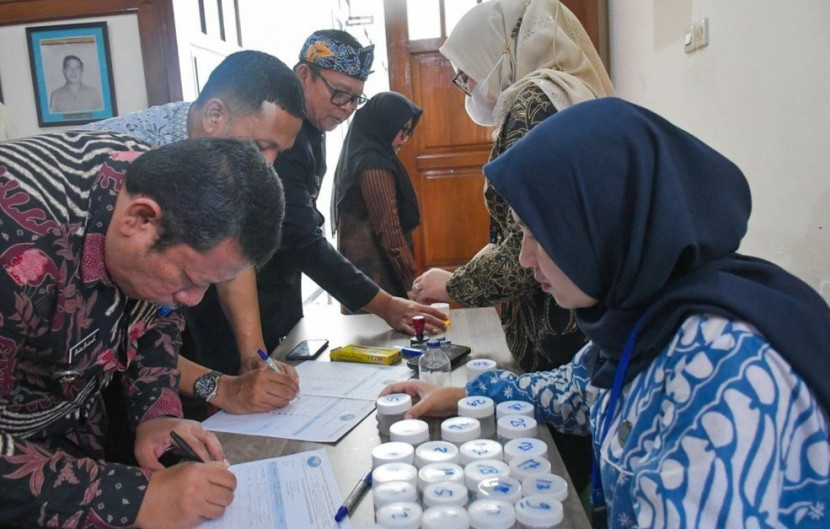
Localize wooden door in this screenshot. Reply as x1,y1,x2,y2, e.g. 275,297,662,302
383,0,608,274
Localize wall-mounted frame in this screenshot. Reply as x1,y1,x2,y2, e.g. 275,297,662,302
26,22,117,127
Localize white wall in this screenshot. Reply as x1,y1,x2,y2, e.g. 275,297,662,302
0,14,147,139
608,0,830,302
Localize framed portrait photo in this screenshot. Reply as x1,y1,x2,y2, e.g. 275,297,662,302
26,22,117,127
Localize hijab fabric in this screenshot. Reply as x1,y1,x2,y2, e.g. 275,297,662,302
484,97,830,414
331,92,422,234
439,0,614,127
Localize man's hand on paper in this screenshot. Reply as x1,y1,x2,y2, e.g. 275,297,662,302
136,459,237,528
213,367,300,413
379,380,466,419
135,417,226,470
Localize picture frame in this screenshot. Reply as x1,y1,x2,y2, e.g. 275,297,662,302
26,22,117,127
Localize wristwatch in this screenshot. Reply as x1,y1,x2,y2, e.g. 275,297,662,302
193,370,223,402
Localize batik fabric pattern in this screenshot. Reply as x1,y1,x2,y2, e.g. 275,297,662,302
83,101,190,147
446,85,586,373
0,131,185,528
467,314,830,529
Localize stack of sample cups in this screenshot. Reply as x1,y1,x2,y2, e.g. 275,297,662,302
422,504,470,529
390,418,430,447
375,502,423,529
373,480,418,511
415,440,460,467
522,474,568,501
514,495,564,529
509,454,552,482
376,393,412,436
503,438,548,463
372,441,415,467
441,416,482,446
418,462,465,493
458,396,496,439
463,459,511,495
372,462,418,491
467,499,516,529
465,358,497,382
422,480,469,508
495,400,535,420
459,439,503,466
475,475,523,503
497,415,538,445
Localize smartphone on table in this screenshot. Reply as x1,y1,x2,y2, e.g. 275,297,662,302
285,339,329,361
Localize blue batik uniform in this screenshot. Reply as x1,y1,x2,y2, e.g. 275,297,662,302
468,314,830,529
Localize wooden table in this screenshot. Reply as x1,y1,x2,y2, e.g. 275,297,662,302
215,307,591,528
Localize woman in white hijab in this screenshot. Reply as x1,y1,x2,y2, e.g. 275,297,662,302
409,0,614,492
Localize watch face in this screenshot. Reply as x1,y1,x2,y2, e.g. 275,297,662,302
194,372,219,400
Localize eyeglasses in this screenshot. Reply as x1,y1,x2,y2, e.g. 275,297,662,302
309,65,368,108
400,124,414,140
452,71,472,96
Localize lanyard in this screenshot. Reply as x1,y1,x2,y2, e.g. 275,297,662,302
590,317,643,528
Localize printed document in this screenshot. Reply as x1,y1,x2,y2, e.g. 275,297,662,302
197,449,346,529
202,361,414,442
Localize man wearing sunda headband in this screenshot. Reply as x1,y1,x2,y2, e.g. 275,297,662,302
252,30,447,353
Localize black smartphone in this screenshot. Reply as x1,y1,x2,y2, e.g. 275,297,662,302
406,343,472,370
285,339,329,361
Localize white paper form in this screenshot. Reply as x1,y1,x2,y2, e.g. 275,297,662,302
203,361,414,442
197,449,347,529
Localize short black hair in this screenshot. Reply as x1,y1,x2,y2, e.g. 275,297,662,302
125,137,284,267
63,55,83,69
196,50,305,120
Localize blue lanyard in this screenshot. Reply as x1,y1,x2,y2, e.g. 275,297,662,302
590,317,643,527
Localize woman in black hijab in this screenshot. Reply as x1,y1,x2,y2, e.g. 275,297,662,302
381,98,830,529
331,91,422,298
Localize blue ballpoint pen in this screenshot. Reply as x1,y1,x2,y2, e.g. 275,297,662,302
257,348,284,373
334,469,373,523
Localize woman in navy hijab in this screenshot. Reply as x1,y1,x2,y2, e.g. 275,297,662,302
382,98,830,528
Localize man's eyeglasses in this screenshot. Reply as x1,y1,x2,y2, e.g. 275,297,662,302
309,65,368,108
452,71,472,96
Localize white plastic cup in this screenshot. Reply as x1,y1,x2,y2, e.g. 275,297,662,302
467,499,516,529
377,393,412,435
390,418,430,446
515,495,564,528
476,475,523,503
459,439,503,466
430,302,451,328
495,400,535,419
497,414,538,444
464,459,511,493
422,480,469,508
375,502,423,529
522,474,568,501
508,455,551,482
466,359,497,382
503,438,548,463
373,480,418,510
372,441,415,467
372,462,418,489
441,416,482,445
415,440,460,467
418,462,465,491
422,505,470,529
458,396,496,439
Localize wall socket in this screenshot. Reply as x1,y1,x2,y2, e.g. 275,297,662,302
684,17,709,53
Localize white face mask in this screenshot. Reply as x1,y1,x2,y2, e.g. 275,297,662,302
463,55,505,127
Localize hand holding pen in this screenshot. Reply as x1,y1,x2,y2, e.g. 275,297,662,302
258,348,285,373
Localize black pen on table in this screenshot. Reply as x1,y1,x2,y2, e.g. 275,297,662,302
334,468,373,523
170,430,205,463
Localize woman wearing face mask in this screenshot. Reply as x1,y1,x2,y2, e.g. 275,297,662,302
409,0,614,492
332,92,423,300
